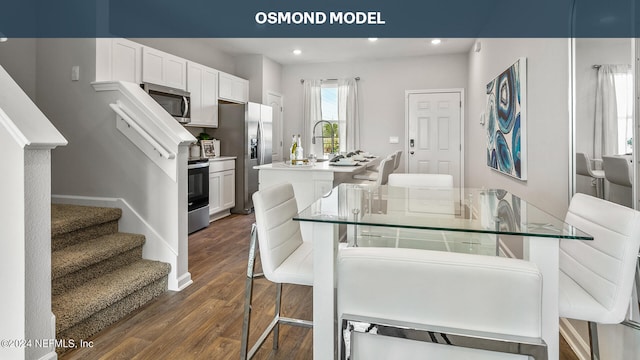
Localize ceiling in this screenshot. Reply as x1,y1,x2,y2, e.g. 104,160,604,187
199,38,476,65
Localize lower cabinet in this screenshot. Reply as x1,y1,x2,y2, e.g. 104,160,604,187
209,159,236,221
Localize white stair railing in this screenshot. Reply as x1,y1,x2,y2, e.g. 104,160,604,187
109,101,176,160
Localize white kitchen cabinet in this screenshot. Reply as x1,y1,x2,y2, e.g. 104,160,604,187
218,72,249,103
95,38,142,83
209,159,236,220
142,47,187,90
187,62,219,128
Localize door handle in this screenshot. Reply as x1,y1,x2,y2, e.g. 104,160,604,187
410,151,415,155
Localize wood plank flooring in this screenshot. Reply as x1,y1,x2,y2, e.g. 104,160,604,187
61,213,579,360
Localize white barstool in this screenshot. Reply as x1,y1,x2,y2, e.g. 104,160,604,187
602,155,633,207
575,152,605,198
352,155,395,186
240,183,313,360
560,193,640,360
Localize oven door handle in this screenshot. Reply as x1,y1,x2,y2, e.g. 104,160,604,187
188,162,209,170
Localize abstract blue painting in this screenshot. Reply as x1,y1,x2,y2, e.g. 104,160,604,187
486,58,526,180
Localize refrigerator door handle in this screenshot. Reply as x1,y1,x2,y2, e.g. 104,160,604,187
257,120,263,165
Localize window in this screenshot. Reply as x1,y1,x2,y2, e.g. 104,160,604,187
320,83,340,154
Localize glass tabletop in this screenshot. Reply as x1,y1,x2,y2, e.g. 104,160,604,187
293,183,593,240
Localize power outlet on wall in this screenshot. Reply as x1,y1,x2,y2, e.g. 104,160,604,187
389,136,399,144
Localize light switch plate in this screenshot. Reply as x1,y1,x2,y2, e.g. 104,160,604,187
389,136,399,144
71,66,80,81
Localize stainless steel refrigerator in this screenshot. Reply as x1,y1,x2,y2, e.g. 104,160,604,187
214,102,272,214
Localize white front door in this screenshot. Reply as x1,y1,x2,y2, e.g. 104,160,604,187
267,92,283,162
406,91,463,189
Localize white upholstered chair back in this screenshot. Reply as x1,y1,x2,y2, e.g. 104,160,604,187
561,193,640,323
388,173,453,188
252,183,306,284
576,152,598,178
602,155,633,187
392,150,402,171
338,247,543,359
376,156,396,186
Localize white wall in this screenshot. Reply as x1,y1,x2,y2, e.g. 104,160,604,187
466,38,571,219
281,54,468,172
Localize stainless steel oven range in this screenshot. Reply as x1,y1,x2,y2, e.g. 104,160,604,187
188,158,209,233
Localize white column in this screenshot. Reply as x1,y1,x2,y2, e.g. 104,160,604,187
524,237,560,360
312,221,338,359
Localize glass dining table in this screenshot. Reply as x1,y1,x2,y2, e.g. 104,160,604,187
293,183,593,360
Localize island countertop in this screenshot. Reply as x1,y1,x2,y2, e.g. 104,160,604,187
254,159,378,173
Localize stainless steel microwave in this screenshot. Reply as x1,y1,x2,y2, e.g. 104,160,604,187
141,83,191,124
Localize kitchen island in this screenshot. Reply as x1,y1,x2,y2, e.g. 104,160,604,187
254,158,380,212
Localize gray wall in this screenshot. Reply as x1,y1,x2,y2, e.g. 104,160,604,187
0,38,37,99
466,38,571,219
281,53,469,173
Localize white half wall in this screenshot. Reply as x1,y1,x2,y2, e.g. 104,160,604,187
281,53,469,173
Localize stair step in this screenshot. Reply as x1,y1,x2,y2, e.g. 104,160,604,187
52,233,146,295
52,204,122,251
53,259,171,334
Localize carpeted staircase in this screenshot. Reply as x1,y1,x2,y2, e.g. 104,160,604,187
51,204,171,351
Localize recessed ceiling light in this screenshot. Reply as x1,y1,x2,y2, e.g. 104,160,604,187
368,38,378,42
293,49,302,55
431,39,442,45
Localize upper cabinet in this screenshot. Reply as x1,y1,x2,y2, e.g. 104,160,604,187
218,72,249,104
142,47,187,90
96,38,143,83
96,38,250,114
187,62,219,128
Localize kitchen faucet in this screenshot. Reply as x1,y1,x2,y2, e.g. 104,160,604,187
311,120,336,155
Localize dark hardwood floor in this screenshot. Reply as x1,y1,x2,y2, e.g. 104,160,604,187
61,213,578,360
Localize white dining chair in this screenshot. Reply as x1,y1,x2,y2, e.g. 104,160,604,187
387,173,453,188
560,193,640,360
602,155,633,207
338,247,546,360
575,152,605,198
241,183,313,360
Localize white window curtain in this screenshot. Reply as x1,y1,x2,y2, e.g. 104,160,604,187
594,64,632,158
338,78,360,152
302,79,322,154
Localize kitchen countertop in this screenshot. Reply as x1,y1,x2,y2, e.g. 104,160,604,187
208,156,236,162
254,158,378,173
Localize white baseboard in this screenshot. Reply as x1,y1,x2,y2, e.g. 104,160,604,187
560,317,590,360
37,351,58,360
